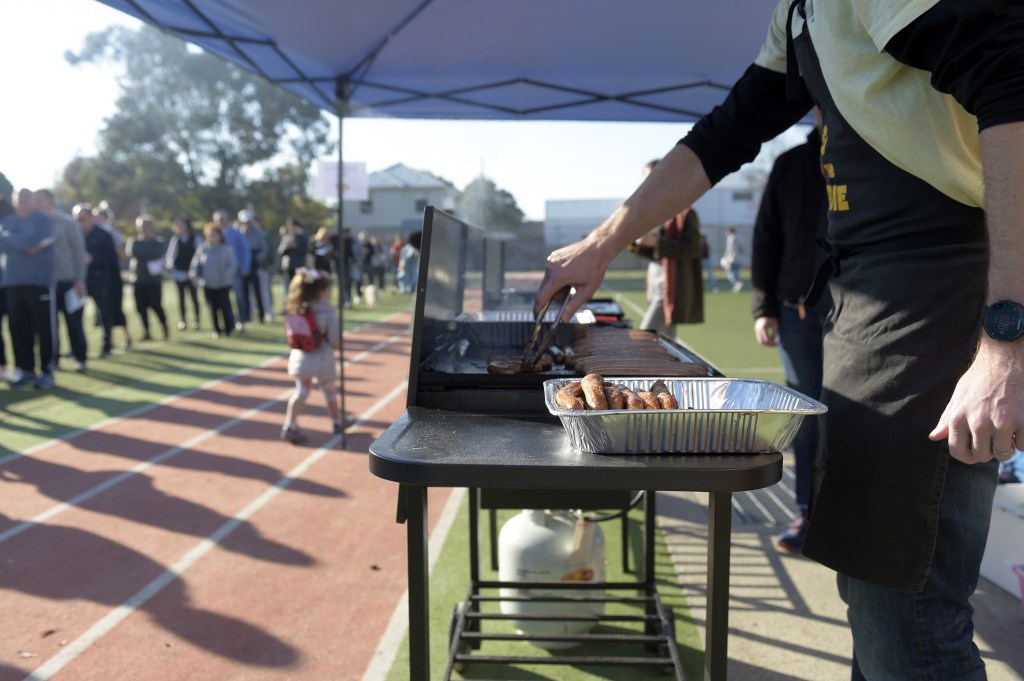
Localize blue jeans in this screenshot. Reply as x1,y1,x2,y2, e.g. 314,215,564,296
776,305,825,512
840,458,997,681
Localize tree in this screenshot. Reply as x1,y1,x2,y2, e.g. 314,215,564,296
60,25,333,228
0,171,13,199
457,176,524,231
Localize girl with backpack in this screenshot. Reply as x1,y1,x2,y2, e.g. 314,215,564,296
281,267,342,444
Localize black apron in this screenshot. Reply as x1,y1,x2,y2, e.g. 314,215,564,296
792,7,990,592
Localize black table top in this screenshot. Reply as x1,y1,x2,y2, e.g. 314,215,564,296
369,407,783,492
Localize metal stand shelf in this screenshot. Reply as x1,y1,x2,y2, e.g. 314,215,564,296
442,488,684,679
370,408,782,681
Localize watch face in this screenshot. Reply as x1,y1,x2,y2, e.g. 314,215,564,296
986,302,1024,341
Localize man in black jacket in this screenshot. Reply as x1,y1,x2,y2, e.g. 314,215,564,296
750,111,830,553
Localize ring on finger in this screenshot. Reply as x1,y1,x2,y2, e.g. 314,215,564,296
992,443,1016,457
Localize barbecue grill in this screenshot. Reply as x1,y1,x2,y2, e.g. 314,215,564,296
408,207,714,413
369,207,783,681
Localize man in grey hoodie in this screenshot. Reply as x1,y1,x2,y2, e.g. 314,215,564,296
0,189,57,389
36,189,88,372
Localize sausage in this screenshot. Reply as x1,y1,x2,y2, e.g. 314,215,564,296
604,385,626,410
555,385,586,411
581,373,609,410
635,390,661,410
619,388,646,410
562,380,583,398
651,380,679,410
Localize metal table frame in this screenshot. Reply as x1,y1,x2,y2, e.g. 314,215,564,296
370,407,783,681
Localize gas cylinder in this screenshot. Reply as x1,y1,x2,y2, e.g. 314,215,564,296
497,509,606,649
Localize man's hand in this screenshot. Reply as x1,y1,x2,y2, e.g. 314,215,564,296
754,317,779,347
535,235,618,321
933,123,1024,463
73,281,85,294
635,227,660,249
930,338,1024,464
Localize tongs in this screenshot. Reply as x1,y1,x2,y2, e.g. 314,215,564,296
521,287,575,370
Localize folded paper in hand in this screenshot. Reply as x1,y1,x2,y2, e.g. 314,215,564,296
64,287,87,314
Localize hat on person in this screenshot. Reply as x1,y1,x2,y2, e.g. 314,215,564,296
237,209,253,222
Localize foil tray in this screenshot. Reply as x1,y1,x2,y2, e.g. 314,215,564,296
543,377,827,454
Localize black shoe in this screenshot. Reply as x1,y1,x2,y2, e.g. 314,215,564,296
776,515,808,553
140,331,152,342
34,373,55,390
281,426,306,444
10,374,36,389
99,349,112,359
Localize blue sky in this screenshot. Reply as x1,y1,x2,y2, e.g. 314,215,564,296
3,0,803,221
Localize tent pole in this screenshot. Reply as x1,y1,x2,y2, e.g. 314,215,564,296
335,84,348,448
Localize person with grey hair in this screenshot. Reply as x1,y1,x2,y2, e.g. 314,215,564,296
126,215,169,341
237,209,268,324
35,189,88,372
0,189,57,388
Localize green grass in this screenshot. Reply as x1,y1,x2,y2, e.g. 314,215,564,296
0,278,412,459
599,270,784,381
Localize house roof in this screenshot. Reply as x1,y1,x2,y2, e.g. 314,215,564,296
368,163,453,191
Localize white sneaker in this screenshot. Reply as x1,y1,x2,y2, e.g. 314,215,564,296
732,282,744,293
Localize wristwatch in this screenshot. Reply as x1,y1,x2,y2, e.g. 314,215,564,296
983,300,1024,341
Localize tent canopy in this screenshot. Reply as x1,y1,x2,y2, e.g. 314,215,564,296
96,0,778,122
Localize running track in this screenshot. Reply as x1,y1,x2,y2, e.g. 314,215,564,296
0,312,452,681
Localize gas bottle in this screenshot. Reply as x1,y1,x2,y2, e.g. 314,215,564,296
497,509,606,649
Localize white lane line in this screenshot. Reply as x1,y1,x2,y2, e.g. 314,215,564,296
2,312,409,465
0,330,410,546
22,380,409,681
361,487,467,681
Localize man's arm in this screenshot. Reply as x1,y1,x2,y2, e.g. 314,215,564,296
537,65,810,319
930,121,1024,463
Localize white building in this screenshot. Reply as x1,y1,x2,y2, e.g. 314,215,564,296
341,163,459,237
543,182,762,267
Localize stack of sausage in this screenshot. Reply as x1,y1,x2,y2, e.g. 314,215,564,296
554,373,680,411
566,328,705,376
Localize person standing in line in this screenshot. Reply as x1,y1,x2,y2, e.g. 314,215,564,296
0,197,14,382
720,226,745,292
92,207,131,350
281,268,342,444
277,218,308,303
536,2,1024,677
35,189,88,373
750,109,830,553
76,204,122,358
213,210,251,331
342,227,358,306
310,225,335,274
126,215,169,341
237,209,267,324
397,230,421,295
165,217,201,330
190,223,237,339
700,231,719,292
630,159,705,337
0,189,56,389
389,234,405,292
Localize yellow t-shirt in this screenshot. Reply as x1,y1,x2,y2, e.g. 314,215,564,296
754,0,983,208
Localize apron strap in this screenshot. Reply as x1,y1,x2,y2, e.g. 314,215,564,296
785,0,807,101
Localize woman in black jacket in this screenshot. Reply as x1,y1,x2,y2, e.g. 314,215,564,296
166,217,202,330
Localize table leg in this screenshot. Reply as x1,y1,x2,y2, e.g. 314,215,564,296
406,485,430,681
704,491,732,681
